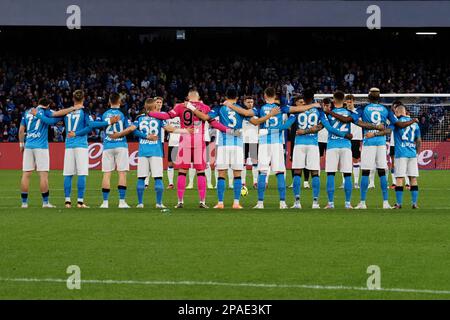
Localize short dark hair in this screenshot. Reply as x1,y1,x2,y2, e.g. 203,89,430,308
333,90,345,102
73,90,84,103
368,90,380,102
323,98,332,105
109,92,121,105
264,87,276,98
345,94,355,101
302,89,315,102
293,96,304,105
392,100,402,108
38,98,50,106
225,88,238,100
244,95,254,101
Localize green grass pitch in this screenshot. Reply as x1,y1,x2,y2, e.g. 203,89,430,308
0,169,449,299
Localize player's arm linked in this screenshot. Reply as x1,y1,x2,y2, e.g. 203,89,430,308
250,107,280,125
185,103,210,121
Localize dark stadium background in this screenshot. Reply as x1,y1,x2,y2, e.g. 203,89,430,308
1,27,449,142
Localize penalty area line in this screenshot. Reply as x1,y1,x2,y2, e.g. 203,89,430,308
0,277,450,296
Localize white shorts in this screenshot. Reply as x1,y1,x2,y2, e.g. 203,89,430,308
325,148,352,173
361,145,387,170
137,156,163,178
63,148,89,176
395,157,419,177
22,148,49,172
215,145,244,171
257,143,285,173
102,148,130,172
292,145,320,171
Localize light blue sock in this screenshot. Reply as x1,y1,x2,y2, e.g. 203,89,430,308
326,174,335,203
312,175,320,200
102,188,110,201
380,173,388,201
257,173,266,201
77,175,86,201
276,173,286,201
344,175,352,202
360,174,369,201
395,186,404,205
217,177,225,202
137,178,145,204
118,185,126,200
411,186,419,205
233,177,242,201
42,191,49,205
293,174,301,200
64,176,73,198
21,192,28,204
154,178,164,205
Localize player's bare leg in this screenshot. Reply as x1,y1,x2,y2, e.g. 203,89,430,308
20,171,32,208
39,171,54,208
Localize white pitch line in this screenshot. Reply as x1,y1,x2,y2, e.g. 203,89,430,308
1,277,450,296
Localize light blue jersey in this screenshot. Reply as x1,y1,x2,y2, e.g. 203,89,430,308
293,108,321,146
394,116,420,158
254,103,290,144
326,107,355,150
361,103,398,146
102,108,130,150
21,107,61,149
63,109,93,149
208,103,246,147
134,114,166,157
268,108,347,145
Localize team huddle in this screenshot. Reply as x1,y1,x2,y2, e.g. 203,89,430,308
19,87,421,210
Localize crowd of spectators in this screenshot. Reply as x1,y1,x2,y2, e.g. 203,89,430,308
1,54,449,142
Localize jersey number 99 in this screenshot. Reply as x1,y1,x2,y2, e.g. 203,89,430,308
297,113,318,130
